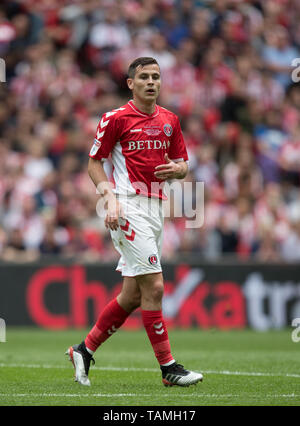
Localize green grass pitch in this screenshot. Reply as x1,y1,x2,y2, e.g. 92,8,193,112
0,328,299,406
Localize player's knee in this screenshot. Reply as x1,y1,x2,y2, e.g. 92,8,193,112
137,273,164,305
150,280,164,304
130,293,141,310
118,291,140,312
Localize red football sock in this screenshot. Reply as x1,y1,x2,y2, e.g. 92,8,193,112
142,309,174,365
85,298,129,352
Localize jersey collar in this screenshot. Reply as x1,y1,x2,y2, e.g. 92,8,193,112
128,100,159,118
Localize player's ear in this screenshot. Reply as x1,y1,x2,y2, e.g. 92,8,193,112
127,78,133,90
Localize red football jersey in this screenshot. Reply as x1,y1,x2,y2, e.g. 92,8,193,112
89,100,188,199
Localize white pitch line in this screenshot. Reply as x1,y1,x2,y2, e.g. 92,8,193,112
0,393,152,398
203,369,300,379
0,363,300,379
0,393,299,399
0,363,157,372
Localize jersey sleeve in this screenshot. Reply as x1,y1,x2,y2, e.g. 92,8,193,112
168,115,189,163
89,112,120,161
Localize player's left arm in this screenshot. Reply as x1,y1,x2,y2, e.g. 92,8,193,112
154,154,188,180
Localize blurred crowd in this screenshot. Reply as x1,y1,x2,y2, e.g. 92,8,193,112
1,0,300,263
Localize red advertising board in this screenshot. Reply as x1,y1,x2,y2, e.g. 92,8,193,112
1,262,299,330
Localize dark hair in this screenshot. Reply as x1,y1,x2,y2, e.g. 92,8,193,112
127,57,159,78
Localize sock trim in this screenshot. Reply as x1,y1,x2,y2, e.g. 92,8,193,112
86,346,94,356
161,359,175,367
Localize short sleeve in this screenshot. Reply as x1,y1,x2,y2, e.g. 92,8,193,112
89,112,119,161
168,115,188,163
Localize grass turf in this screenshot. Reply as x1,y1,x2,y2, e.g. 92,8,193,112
0,328,299,406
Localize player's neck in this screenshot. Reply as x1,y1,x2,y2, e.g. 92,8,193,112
131,98,156,115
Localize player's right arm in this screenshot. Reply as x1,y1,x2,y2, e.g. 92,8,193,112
88,110,123,230
88,158,122,231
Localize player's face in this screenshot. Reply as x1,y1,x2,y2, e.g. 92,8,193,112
127,64,161,103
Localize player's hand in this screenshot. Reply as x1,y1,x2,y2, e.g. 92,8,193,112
154,154,182,180
105,195,124,231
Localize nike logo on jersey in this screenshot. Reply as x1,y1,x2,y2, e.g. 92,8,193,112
130,128,143,133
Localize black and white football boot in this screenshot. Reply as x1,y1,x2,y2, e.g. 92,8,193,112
66,341,95,386
161,362,203,387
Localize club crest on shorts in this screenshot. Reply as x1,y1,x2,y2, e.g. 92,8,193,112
148,254,158,265
163,123,173,137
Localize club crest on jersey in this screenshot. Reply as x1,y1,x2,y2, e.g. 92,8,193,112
163,123,173,137
148,254,158,265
